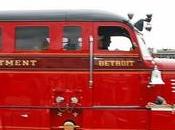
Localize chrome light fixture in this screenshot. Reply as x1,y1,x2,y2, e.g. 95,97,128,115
145,22,152,31
127,13,134,20
59,121,80,130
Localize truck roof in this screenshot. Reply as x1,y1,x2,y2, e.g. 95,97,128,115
0,10,128,22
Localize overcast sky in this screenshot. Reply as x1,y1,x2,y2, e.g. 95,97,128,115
0,0,174,49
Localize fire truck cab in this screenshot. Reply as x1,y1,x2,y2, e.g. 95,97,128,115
0,10,175,130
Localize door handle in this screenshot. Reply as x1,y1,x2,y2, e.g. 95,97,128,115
94,57,103,60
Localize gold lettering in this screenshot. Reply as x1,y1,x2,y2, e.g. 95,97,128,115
0,59,38,67
5,60,14,66
120,61,124,66
110,61,115,66
30,60,37,66
130,61,135,66
125,61,130,66
14,60,21,66
122,61,128,66
22,60,30,66
0,60,4,66
97,60,135,67
104,61,110,66
98,61,104,66
115,61,121,66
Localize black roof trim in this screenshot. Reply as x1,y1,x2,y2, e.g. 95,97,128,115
0,10,128,22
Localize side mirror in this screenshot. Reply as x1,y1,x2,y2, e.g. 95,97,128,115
134,14,153,32
134,19,145,31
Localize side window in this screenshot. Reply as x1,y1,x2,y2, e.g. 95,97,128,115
63,26,82,50
0,28,2,48
98,26,134,51
16,27,49,50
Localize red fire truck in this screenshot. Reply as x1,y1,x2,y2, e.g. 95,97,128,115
0,10,174,130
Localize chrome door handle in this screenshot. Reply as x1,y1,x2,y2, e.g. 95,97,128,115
94,57,103,60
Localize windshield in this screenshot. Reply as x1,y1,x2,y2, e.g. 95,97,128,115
136,32,153,60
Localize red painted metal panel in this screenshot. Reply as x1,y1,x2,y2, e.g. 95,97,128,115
150,111,175,130
0,20,175,130
82,109,149,129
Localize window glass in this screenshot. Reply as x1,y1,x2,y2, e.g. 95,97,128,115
0,29,2,48
136,33,152,60
63,26,82,50
16,27,49,50
98,26,134,51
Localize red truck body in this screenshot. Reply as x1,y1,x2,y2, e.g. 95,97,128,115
0,10,175,130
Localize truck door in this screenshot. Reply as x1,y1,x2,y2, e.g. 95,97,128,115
57,22,93,108
91,22,149,129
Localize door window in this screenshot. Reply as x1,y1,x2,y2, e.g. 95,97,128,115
98,26,134,51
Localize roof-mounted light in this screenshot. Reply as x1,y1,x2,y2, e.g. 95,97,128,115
127,13,134,20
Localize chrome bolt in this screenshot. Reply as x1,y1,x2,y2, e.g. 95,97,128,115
71,97,79,104
55,96,64,103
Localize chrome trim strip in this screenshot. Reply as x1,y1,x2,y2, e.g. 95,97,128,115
0,105,144,109
92,105,142,109
170,79,175,82
147,105,174,111
3,126,49,130
151,107,173,111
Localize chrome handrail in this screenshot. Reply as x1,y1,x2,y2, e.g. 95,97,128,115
89,35,94,88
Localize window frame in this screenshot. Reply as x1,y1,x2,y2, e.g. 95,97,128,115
57,22,91,54
0,22,60,53
0,21,90,55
